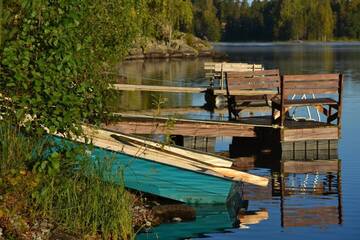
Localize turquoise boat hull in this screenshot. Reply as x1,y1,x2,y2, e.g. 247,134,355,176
55,137,234,204
90,146,233,204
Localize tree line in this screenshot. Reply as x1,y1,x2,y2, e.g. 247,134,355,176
192,0,360,41
115,0,360,43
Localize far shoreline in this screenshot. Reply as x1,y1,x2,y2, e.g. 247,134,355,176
212,41,360,47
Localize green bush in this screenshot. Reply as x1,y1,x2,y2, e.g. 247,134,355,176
0,0,141,136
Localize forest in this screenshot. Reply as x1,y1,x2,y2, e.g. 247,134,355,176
133,0,360,42
195,0,360,41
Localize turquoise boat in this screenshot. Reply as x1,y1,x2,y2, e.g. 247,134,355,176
56,126,268,204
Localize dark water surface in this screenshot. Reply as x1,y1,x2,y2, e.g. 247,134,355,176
119,43,360,240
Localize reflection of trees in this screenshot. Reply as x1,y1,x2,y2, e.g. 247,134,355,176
114,59,209,112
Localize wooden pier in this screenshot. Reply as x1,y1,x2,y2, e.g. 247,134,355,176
105,114,340,140
110,63,343,154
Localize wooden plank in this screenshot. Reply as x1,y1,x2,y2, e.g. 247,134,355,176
111,84,208,93
103,121,257,137
238,209,269,225
284,74,340,81
227,77,280,87
228,89,278,96
108,133,232,167
337,74,344,135
285,80,339,88
282,98,338,106
227,69,279,76
114,114,274,128
282,127,339,141
204,62,263,72
228,82,280,90
282,160,339,174
283,206,339,227
284,88,338,95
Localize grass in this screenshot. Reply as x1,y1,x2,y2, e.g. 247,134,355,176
0,121,135,239
0,121,37,172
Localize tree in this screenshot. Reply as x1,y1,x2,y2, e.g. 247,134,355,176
0,0,142,136
193,0,221,41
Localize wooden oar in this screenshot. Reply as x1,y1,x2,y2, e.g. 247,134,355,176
110,134,232,168
84,125,233,167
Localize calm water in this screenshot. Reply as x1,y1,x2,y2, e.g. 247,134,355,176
119,43,360,240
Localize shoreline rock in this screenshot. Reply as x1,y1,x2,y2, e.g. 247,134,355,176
125,33,225,60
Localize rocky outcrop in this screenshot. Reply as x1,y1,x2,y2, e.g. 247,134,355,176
125,33,221,60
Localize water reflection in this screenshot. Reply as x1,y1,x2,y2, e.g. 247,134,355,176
138,152,342,240
124,43,360,239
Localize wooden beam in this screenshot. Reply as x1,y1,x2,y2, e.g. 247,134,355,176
282,160,339,174
282,126,339,141
103,120,257,137
111,84,209,93
111,84,277,96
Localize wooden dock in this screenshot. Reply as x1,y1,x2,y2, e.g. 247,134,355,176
105,114,340,140
109,67,343,154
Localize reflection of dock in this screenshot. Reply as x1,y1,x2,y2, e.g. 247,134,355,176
279,159,342,228
228,138,342,229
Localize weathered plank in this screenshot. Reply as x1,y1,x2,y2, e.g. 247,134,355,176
111,84,209,93
284,88,338,95
204,62,263,72
283,206,339,227
103,120,257,137
282,127,339,141
282,160,339,174
227,69,279,77
280,98,338,106
284,74,340,81
285,80,339,88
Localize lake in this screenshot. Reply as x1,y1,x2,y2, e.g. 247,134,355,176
117,42,360,240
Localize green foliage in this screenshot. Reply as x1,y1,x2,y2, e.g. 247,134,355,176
193,0,222,41
0,0,142,137
139,0,193,42
32,142,134,239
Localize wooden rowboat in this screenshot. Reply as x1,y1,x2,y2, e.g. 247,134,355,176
56,125,268,204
